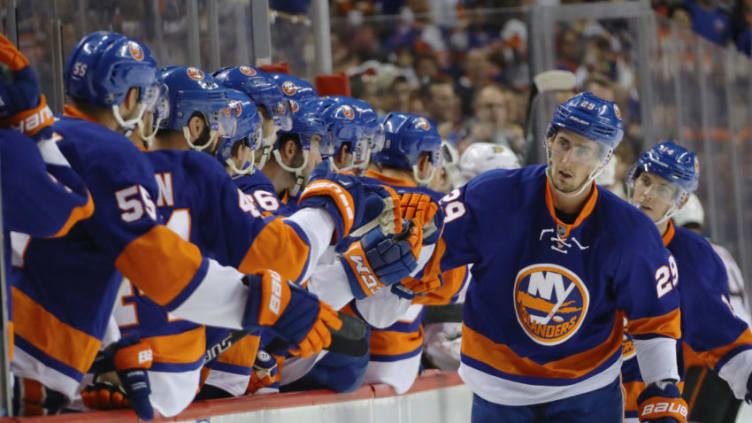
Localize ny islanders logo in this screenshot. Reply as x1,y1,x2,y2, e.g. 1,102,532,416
282,81,297,96
186,67,205,81
513,264,590,346
128,42,144,61
416,118,431,130
342,105,355,120
239,65,257,76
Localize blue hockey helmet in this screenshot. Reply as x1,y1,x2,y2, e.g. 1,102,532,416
64,31,159,129
546,91,624,151
215,89,262,175
213,66,293,131
158,66,237,151
373,112,442,185
273,99,330,195
268,73,318,102
321,102,368,171
629,141,699,202
326,96,385,154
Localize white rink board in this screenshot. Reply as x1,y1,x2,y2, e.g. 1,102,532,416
171,384,472,423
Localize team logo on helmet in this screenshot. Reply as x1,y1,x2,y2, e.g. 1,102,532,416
239,66,257,77
694,156,700,174
128,42,145,61
513,263,590,346
342,105,355,120
416,118,431,130
187,67,205,81
282,81,297,96
290,99,300,113
613,104,622,120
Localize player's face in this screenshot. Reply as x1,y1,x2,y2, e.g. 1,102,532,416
303,135,322,180
548,130,604,193
631,172,678,222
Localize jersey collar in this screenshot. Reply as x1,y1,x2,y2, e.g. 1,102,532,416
63,105,99,123
662,220,676,246
544,178,598,239
365,169,417,187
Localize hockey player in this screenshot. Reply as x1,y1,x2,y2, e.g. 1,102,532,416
423,141,522,371
0,34,95,371
212,66,293,171
325,96,384,175
429,92,686,422
621,141,752,423
10,31,404,418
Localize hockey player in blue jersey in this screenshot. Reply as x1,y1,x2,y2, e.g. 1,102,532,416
0,34,95,374
620,141,752,423
10,31,409,418
212,66,296,212
427,92,687,423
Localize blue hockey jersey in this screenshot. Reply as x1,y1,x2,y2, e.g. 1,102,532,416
622,221,752,418
433,165,682,406
10,106,246,399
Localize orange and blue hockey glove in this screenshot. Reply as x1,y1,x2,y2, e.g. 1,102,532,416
299,161,403,242
82,333,154,421
637,381,688,423
0,34,54,139
242,269,343,358
339,224,418,299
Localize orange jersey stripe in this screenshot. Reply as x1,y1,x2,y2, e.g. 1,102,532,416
544,179,598,239
115,225,203,306
50,192,94,238
237,218,311,283
623,380,646,414
217,334,261,368
12,286,101,374
143,326,206,365
627,308,681,339
412,266,467,306
462,312,624,380
694,328,752,369
370,325,424,357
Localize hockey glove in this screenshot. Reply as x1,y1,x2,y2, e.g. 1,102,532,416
637,381,688,423
242,269,343,358
246,350,281,395
81,333,154,421
299,161,403,242
0,34,53,138
339,224,418,299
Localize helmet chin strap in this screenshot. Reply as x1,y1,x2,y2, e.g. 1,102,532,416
257,127,281,169
183,127,218,151
226,149,256,176
113,103,147,134
413,164,437,186
273,149,309,196
138,116,162,149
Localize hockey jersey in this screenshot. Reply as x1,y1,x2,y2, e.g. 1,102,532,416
622,221,752,420
231,169,283,215
433,165,682,406
351,169,470,394
10,107,249,400
2,129,94,358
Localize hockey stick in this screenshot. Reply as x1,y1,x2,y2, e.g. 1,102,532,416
422,304,464,325
204,313,368,363
522,70,577,164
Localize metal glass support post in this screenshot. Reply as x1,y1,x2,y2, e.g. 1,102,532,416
635,1,657,149
695,40,720,240
207,0,220,72
150,0,167,64
187,0,201,67
51,0,65,114
0,156,12,417
311,0,332,75
5,0,17,46
250,0,272,66
234,2,250,66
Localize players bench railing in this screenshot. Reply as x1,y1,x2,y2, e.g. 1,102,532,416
0,370,469,423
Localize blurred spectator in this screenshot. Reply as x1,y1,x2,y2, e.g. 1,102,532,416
456,48,493,117
685,0,732,45
669,4,694,30
582,73,616,102
459,84,523,155
421,79,461,138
